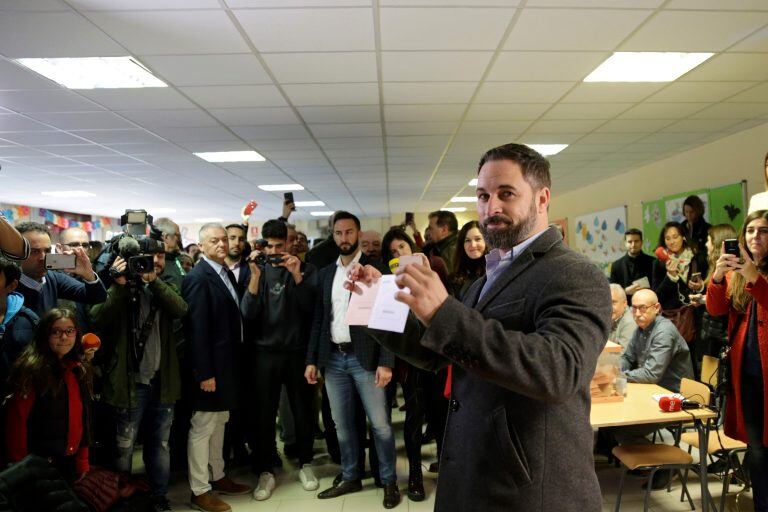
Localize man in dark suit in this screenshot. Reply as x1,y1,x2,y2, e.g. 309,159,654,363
609,228,655,299
352,144,612,512
305,212,400,509
182,223,250,512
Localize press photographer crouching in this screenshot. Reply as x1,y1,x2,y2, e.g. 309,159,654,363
241,219,319,501
90,222,188,511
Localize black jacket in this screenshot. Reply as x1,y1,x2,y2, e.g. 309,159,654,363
609,252,655,292
0,304,38,397
181,259,242,412
241,262,318,351
681,218,711,254
307,253,395,372
305,235,339,272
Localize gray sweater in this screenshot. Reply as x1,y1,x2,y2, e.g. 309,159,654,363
621,316,693,393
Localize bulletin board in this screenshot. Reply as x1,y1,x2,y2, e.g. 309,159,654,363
641,181,746,253
574,206,627,276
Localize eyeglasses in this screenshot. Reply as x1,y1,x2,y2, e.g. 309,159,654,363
50,327,77,338
62,242,89,248
631,303,657,314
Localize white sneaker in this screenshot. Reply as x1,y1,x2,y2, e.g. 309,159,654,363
253,472,275,501
299,464,319,491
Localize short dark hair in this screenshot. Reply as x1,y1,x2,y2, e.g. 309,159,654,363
682,195,705,217
15,221,50,237
477,143,551,190
332,211,361,231
262,219,287,240
0,257,21,284
625,228,643,240
428,210,458,233
225,223,247,236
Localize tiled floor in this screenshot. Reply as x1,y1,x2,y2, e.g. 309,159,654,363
156,408,756,512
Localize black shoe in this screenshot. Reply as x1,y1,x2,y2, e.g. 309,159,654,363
152,495,172,511
332,473,343,487
383,483,401,509
643,469,672,490
407,467,425,502
318,479,363,499
283,443,299,459
707,458,728,475
373,477,383,488
428,462,439,473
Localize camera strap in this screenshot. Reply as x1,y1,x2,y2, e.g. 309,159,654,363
134,298,159,365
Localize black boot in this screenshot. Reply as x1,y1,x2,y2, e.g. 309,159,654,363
407,465,425,502
383,483,401,509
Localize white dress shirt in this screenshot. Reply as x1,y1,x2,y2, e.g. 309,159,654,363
330,250,363,344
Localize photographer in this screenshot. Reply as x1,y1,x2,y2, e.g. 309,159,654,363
241,219,319,501
90,246,188,511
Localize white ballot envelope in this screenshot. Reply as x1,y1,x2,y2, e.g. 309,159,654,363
344,279,380,326
632,276,650,289
368,275,410,333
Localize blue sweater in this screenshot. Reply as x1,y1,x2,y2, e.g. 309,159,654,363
18,270,107,318
0,292,38,389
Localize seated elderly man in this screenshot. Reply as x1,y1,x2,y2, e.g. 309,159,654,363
608,284,635,350
608,289,694,490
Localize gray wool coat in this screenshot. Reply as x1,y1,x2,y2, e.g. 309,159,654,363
370,226,612,512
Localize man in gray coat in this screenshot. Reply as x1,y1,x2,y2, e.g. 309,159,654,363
350,143,611,511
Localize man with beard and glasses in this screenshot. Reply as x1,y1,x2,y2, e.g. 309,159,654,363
305,211,400,509
349,143,612,512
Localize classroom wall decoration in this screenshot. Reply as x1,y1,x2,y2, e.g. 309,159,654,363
574,206,627,276
641,181,746,254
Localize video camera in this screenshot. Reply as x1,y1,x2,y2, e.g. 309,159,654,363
251,240,285,266
94,209,164,281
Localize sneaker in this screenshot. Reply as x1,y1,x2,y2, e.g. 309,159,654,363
253,472,276,501
299,464,319,491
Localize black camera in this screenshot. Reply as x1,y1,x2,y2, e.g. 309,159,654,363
95,209,164,282
254,253,285,266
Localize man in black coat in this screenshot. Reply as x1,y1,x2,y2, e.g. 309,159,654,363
353,144,612,512
609,228,655,299
182,223,250,512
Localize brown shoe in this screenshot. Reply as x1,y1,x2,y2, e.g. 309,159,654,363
190,491,231,512
211,476,252,495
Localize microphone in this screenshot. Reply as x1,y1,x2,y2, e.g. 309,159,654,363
117,236,140,257
82,333,101,350
659,396,682,412
388,258,400,274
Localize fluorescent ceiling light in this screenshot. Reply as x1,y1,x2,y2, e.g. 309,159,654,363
310,211,335,217
258,184,304,192
194,217,223,223
41,190,96,198
15,56,167,89
194,151,265,163
450,196,477,203
443,207,467,213
527,144,569,156
468,178,478,186
295,201,325,207
583,52,713,83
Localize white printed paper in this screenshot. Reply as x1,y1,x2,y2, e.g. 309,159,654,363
367,275,410,333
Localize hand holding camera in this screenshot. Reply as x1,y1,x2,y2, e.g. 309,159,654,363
110,256,128,286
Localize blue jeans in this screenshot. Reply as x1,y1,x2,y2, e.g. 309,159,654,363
114,380,174,496
324,351,396,484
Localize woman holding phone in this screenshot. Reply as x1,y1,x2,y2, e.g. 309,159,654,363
707,210,768,512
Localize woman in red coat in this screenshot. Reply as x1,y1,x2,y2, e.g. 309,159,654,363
707,209,768,512
5,308,90,482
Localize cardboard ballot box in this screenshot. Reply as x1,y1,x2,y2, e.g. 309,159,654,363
590,341,624,403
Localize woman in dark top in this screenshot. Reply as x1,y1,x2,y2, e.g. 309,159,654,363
707,210,768,512
652,221,708,312
681,194,712,254
5,308,91,481
449,221,488,300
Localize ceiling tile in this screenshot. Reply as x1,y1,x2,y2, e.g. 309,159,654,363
234,8,374,52
180,85,287,108
381,0,518,4
666,0,768,9
1,131,87,145
0,0,69,10
730,25,768,52
71,0,220,8
689,102,768,119
543,102,633,120
29,112,135,130
84,10,249,55
526,119,604,133
0,114,54,132
152,126,238,143
228,0,369,5
680,53,768,82
209,107,299,126
617,102,711,119
0,59,60,90
297,105,380,124
232,125,311,140
142,54,272,86
526,0,662,6
386,121,458,135
380,7,514,50
475,82,574,103
283,83,379,106
310,123,382,138
69,129,165,144
383,82,476,104
648,82,756,102
38,144,118,156
381,52,492,82
263,52,377,83
620,10,768,52
561,83,665,103
727,83,768,102
0,90,101,112
385,104,466,122
595,118,674,132
660,119,743,133
487,52,607,81
78,88,197,110
505,8,651,51
117,109,219,128
0,11,126,57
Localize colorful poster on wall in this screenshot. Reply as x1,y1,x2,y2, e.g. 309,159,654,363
710,181,746,228
551,218,568,246
641,199,665,255
574,206,627,276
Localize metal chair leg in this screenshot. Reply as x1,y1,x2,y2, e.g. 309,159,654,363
615,467,628,512
644,468,657,512
678,468,696,511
